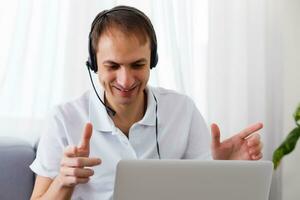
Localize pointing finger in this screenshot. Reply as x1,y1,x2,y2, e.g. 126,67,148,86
61,157,101,168
78,123,93,152
238,122,263,139
210,123,221,148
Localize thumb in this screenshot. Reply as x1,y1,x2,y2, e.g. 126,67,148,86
78,123,93,152
210,123,221,148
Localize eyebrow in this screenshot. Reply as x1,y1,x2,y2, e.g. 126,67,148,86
103,58,147,65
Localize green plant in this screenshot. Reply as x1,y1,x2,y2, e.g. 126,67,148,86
273,103,300,169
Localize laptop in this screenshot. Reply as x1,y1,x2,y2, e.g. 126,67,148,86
113,160,273,200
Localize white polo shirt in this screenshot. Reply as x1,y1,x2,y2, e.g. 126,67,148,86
30,86,211,200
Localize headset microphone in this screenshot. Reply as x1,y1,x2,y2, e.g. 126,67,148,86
86,62,116,116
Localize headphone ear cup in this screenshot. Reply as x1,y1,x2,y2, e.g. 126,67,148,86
87,35,98,73
150,51,158,69
86,57,93,70
91,52,98,73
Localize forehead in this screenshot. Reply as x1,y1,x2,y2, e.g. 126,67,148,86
98,27,150,51
96,27,151,62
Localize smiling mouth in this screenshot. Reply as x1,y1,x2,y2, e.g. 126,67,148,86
113,85,138,93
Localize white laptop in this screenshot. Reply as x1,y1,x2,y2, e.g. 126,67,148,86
113,160,273,200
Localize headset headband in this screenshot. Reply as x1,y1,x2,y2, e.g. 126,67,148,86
86,6,158,73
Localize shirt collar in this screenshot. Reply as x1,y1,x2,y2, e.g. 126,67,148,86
89,88,115,133
88,86,157,133
137,86,157,126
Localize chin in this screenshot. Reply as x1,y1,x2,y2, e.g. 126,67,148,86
115,98,135,105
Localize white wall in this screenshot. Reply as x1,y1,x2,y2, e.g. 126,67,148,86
281,0,300,199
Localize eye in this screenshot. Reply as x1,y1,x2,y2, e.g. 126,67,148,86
131,63,145,69
105,64,119,70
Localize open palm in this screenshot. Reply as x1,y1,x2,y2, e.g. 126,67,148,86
211,123,263,160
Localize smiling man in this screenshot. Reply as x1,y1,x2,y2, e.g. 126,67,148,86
29,5,263,200
97,25,151,135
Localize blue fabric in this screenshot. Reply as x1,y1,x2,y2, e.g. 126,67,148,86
0,137,36,200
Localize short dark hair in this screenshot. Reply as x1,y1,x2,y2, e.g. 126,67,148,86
90,6,157,54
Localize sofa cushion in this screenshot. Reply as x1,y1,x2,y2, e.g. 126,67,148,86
0,137,36,200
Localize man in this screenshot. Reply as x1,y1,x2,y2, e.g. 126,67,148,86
30,5,263,200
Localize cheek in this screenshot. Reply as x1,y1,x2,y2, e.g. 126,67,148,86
140,69,150,83
97,73,104,86
98,71,115,85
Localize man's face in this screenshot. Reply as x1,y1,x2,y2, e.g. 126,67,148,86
96,27,151,107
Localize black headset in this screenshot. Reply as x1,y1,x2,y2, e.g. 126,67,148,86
85,6,161,159
86,5,159,73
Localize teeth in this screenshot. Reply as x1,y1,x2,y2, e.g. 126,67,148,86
115,86,135,92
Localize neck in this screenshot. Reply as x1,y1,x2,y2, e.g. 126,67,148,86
105,91,147,135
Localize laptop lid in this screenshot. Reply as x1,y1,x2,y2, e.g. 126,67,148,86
113,160,273,200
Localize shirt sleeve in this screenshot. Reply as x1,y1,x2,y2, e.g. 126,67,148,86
183,100,212,160
30,107,68,179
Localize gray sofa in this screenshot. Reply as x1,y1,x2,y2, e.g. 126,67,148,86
0,137,36,200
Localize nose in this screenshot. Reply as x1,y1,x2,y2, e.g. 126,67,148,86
116,66,135,89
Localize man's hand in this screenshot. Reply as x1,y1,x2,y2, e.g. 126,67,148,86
58,123,101,187
210,123,263,160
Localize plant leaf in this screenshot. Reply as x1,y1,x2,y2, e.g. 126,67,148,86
273,127,300,169
294,103,300,127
